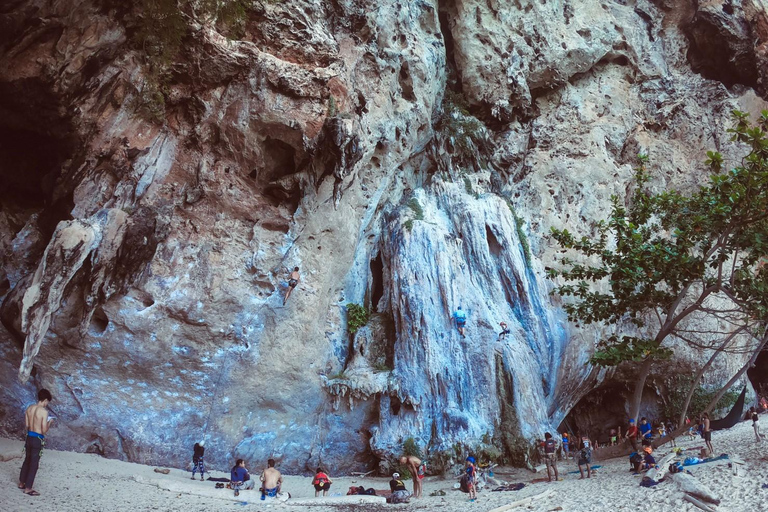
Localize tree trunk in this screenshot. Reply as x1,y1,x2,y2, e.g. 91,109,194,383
702,329,768,415
677,329,743,427
629,357,654,423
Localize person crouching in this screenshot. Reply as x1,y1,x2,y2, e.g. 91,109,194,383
230,459,255,497
312,467,333,497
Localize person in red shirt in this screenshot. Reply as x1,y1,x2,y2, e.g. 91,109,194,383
626,418,639,450
312,467,333,497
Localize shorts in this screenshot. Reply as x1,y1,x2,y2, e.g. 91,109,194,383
314,483,331,491
545,453,557,468
288,279,298,288
611,436,617,443
578,456,591,465
703,431,711,442
456,319,466,327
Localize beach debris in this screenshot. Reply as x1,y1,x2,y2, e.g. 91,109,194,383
287,495,386,506
430,489,447,496
683,494,718,512
670,472,721,505
487,488,555,512
153,468,171,474
640,452,676,486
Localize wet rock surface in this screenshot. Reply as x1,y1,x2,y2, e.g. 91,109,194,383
0,0,765,472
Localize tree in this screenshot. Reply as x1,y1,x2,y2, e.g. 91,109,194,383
548,110,768,424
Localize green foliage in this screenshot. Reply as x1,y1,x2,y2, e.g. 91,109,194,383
327,95,338,117
506,200,532,267
372,362,392,372
437,90,490,170
403,437,423,458
662,376,743,420
404,197,424,232
328,370,347,380
549,111,768,371
346,303,369,334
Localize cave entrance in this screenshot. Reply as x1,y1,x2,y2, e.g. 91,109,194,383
558,383,634,446
370,253,384,311
748,347,768,397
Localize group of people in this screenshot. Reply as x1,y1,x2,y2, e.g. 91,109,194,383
539,432,593,483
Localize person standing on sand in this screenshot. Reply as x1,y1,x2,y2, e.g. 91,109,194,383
18,389,53,496
561,432,570,460
577,438,592,479
749,407,761,442
626,419,639,450
465,456,477,501
259,458,283,500
543,432,559,482
702,413,713,455
191,441,206,480
399,455,422,498
283,267,300,305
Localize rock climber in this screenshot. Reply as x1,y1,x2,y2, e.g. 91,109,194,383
312,467,333,497
497,321,510,341
452,306,467,337
283,267,300,305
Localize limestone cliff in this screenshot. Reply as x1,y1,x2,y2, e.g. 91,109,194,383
0,0,764,472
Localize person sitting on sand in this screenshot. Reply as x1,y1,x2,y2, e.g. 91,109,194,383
230,459,255,497
259,458,283,500
312,467,333,497
399,455,422,498
191,441,206,481
577,439,592,479
641,446,656,471
388,472,410,503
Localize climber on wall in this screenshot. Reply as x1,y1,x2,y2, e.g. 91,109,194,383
283,267,300,305
497,322,510,341
452,306,467,337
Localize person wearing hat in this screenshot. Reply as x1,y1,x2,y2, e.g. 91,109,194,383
388,472,410,503
465,456,477,501
191,441,206,480
626,419,639,450
641,446,656,471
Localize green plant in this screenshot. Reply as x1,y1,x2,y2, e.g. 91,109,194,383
549,110,768,422
506,200,531,267
662,376,742,420
328,95,338,117
403,437,423,458
346,303,369,334
328,370,347,380
404,197,424,232
372,362,392,372
437,90,490,170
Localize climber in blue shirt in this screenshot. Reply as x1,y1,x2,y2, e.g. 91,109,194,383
452,306,467,337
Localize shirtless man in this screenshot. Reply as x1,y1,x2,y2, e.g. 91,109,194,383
702,413,713,455
18,389,53,496
259,458,283,500
399,455,422,498
283,267,300,305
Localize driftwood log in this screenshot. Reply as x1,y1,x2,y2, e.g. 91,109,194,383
671,472,721,505
487,488,555,512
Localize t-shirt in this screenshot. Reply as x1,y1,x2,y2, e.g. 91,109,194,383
544,438,557,454
627,426,638,438
562,436,569,445
313,472,330,486
454,310,467,321
644,453,656,466
231,466,249,482
639,422,652,438
390,479,406,492
752,412,759,422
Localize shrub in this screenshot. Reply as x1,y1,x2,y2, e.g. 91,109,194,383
506,200,531,267
403,437,422,458
346,303,369,334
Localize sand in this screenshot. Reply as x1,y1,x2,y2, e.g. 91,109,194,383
1,420,767,512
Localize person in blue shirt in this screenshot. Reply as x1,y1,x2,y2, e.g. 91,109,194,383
452,306,467,337
639,417,653,440
231,459,255,497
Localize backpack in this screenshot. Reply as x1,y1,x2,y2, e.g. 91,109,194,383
459,474,471,493
417,462,426,479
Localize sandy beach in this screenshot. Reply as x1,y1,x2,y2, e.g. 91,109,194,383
1,420,767,512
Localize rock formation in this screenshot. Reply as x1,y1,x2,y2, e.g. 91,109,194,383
0,0,765,472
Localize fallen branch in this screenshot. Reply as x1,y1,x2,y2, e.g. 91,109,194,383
683,494,718,512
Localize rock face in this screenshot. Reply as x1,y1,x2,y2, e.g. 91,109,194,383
0,0,765,472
